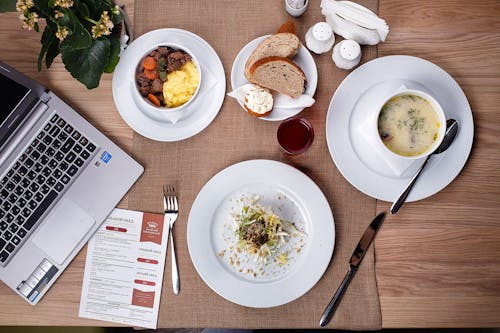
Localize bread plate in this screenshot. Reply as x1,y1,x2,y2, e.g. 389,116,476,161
231,35,318,121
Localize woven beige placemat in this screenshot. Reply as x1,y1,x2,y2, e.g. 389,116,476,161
128,0,381,329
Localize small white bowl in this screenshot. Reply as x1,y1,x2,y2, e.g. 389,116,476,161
285,0,308,17
132,43,202,123
370,88,447,160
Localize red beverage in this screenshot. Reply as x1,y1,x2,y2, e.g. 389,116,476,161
277,117,314,155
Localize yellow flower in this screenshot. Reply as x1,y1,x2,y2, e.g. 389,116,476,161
91,11,114,39
54,10,65,19
15,0,34,12
55,26,69,41
54,0,74,8
112,5,120,15
19,11,38,31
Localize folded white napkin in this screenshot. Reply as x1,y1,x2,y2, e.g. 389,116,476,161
357,116,419,176
227,84,315,109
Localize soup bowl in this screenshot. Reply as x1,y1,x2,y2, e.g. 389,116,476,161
369,87,447,160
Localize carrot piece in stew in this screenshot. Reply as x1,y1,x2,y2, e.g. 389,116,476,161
147,93,161,107
143,56,157,71
143,69,158,80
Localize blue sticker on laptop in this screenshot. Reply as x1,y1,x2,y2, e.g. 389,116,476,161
100,151,112,163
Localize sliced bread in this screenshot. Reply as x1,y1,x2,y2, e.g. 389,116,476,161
243,33,300,81
248,56,306,98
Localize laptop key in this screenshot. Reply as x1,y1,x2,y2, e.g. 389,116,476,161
1,189,9,199
61,175,70,184
64,124,73,134
47,177,56,187
2,201,11,211
0,239,5,251
53,169,62,179
65,152,76,163
67,165,78,177
81,150,90,160
18,166,28,176
14,186,24,195
0,251,8,263
9,224,18,233
73,144,83,154
22,208,31,218
49,126,60,137
12,236,20,246
0,222,7,231
74,158,84,167
6,182,15,191
53,139,62,149
54,182,64,192
34,193,44,202
79,136,88,146
29,183,39,192
46,147,56,157
33,162,43,172
3,231,12,241
15,216,25,225
49,159,58,169
57,118,66,128
17,197,26,207
41,184,50,194
72,131,81,140
5,213,14,223
11,205,20,216
42,167,52,177
5,243,15,253
23,190,58,231
23,190,33,200
17,228,27,238
87,143,96,152
59,161,69,171
28,200,37,210
61,138,75,153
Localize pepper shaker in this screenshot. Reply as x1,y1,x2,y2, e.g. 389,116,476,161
332,39,361,70
305,22,335,54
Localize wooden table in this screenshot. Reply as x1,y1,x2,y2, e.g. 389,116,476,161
0,0,499,328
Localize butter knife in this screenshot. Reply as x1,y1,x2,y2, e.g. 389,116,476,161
319,211,387,327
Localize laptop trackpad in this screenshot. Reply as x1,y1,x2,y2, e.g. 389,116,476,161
32,198,95,265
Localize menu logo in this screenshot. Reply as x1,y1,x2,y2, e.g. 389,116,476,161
139,213,164,245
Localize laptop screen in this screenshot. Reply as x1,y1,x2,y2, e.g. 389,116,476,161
1,73,30,127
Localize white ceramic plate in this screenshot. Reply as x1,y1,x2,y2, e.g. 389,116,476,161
187,160,334,308
112,28,225,142
326,55,474,202
231,35,318,121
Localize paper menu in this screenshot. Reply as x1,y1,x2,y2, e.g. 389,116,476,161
79,208,167,329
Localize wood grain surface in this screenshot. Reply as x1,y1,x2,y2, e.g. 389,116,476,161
0,0,499,328
375,0,500,328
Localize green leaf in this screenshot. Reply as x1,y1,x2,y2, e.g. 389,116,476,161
77,2,90,18
61,38,110,89
34,22,40,32
104,34,120,73
60,10,92,50
81,0,107,18
0,0,16,12
46,39,60,68
33,0,52,18
48,0,57,7
37,44,48,72
41,22,56,45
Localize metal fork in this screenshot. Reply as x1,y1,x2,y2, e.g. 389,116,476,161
163,185,180,294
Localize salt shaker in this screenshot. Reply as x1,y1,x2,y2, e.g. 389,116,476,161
332,39,361,70
305,22,335,54
285,0,308,17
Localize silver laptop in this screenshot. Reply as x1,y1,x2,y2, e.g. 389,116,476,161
0,60,143,304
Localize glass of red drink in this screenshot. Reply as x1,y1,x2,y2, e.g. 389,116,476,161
277,117,314,155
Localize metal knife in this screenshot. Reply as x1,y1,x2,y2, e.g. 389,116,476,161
319,211,387,327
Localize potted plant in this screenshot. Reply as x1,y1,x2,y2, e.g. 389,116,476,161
1,0,127,89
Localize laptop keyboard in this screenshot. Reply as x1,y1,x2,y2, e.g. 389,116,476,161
0,114,97,265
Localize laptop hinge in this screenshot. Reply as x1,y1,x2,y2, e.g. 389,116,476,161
40,90,51,103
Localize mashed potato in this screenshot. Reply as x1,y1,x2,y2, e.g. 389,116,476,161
162,61,199,108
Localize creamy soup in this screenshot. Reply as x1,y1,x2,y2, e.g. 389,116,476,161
377,94,441,157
